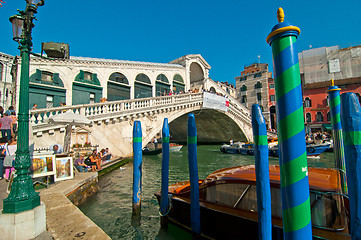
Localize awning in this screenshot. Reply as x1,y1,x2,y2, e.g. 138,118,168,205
322,124,332,130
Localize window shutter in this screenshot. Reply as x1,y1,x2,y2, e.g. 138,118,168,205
53,73,60,85
79,70,84,79
36,69,42,81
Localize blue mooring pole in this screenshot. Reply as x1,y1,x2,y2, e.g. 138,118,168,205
252,104,272,240
160,118,170,229
326,80,347,194
187,113,201,236
132,121,142,222
340,93,361,239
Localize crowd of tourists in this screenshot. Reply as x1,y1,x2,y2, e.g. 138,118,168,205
73,148,112,173
306,131,331,144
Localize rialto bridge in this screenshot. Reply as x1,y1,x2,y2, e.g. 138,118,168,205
1,51,276,158
30,91,255,158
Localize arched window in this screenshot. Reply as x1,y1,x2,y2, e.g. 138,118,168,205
156,74,170,96
173,74,185,94
306,113,312,123
135,73,152,99
107,72,130,101
327,111,331,122
316,112,323,122
109,72,129,85
304,97,311,108
241,85,247,92
210,87,216,93
254,81,262,89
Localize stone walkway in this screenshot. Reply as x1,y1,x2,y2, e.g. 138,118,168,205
0,158,128,239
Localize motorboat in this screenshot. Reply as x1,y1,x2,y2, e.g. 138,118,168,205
169,143,183,152
269,142,331,158
142,147,162,155
219,142,255,155
155,165,350,239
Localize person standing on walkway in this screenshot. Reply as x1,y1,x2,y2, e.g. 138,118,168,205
10,111,17,138
0,113,13,141
3,138,16,181
4,106,15,116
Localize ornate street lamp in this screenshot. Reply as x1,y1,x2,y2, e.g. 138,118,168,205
4,0,45,213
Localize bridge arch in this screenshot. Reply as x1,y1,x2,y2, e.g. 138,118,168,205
142,107,251,148
190,62,204,86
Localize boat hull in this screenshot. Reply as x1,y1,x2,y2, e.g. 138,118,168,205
169,145,183,152
142,148,162,155
155,194,282,239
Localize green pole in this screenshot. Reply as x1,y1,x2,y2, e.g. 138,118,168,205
3,3,41,213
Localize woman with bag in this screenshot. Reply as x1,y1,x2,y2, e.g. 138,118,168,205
3,138,17,181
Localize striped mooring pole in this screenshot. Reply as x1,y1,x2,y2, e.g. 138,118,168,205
252,104,272,240
187,113,201,236
132,121,142,221
160,118,170,229
340,93,361,239
266,8,312,239
326,80,347,194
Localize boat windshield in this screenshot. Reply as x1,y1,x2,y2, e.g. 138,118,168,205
199,183,347,230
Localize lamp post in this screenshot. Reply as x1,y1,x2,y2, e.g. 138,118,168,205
4,0,44,213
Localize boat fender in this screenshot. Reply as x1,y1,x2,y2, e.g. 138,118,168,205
307,147,316,154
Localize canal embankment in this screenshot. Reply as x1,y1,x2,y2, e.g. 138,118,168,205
0,157,130,240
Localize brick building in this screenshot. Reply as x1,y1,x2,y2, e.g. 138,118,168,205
299,45,361,133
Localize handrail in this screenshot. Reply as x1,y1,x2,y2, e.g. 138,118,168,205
30,92,253,136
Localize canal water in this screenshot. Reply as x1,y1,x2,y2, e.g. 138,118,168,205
79,145,335,239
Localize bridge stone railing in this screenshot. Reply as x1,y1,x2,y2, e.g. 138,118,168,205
30,93,205,132
30,92,255,140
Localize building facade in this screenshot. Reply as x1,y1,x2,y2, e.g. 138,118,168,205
299,45,361,133
0,52,18,110
235,63,274,129
0,52,212,110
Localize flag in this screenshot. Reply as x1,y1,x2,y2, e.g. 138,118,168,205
0,0,5,7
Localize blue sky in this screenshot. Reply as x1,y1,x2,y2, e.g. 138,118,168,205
1,0,360,85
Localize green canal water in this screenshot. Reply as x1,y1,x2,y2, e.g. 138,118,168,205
79,145,335,239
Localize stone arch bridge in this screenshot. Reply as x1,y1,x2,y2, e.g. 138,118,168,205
31,92,259,158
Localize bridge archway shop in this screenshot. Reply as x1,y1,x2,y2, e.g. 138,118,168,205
29,69,66,109
72,70,102,105
134,73,152,99
107,72,130,101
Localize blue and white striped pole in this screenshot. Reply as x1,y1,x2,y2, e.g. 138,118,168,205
187,113,201,236
340,92,361,239
252,104,272,240
132,121,142,220
160,118,170,229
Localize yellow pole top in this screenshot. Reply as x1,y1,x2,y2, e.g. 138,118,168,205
277,7,284,23
331,79,334,86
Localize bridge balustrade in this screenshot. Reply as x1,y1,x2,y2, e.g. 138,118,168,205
30,93,205,127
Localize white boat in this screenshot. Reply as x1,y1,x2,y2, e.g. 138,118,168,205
170,143,183,152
